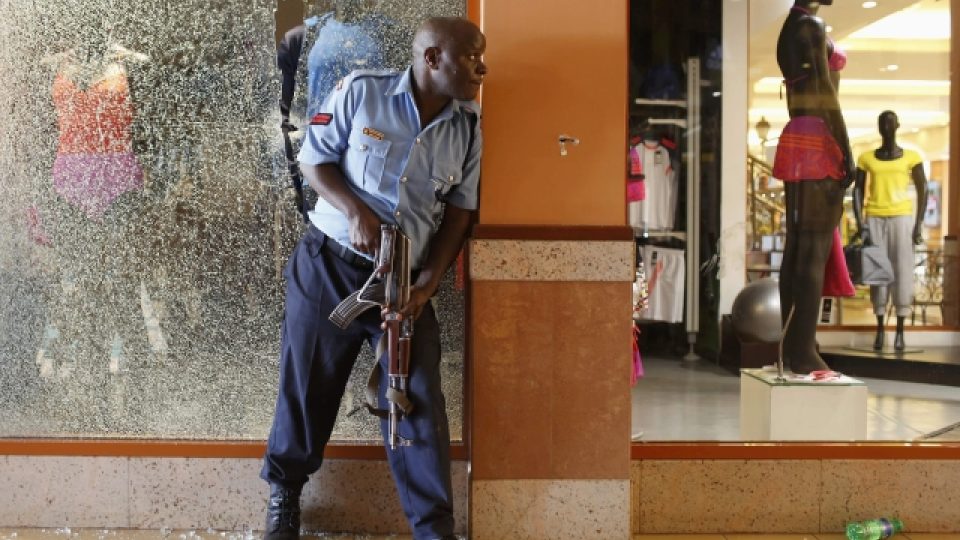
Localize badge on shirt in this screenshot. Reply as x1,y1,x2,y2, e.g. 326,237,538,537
654,150,664,166
310,113,332,126
362,127,385,141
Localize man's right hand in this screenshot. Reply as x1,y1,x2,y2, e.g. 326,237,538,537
348,205,382,255
856,228,872,246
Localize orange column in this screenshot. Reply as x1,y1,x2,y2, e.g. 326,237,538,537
468,1,633,538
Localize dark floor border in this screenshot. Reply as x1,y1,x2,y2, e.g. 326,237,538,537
0,439,467,460
4,439,959,461
630,442,960,460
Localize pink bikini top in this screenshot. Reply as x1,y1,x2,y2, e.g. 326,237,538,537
783,5,846,89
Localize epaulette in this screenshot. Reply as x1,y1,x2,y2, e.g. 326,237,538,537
334,68,398,92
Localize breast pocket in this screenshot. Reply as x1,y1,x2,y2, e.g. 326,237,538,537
347,130,391,191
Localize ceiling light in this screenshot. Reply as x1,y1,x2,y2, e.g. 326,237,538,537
862,1,878,8
885,64,899,71
825,25,833,32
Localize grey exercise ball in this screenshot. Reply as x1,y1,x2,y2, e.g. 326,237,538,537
730,278,783,343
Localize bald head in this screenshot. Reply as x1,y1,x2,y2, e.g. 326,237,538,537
411,17,487,102
413,17,481,63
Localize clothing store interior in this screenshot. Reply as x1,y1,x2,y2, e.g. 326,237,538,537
628,0,958,442
0,0,956,456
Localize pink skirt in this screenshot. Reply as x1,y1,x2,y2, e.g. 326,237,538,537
772,116,845,182
53,152,144,221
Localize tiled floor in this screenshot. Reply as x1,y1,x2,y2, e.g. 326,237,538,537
0,532,412,540
3,532,959,540
632,356,960,441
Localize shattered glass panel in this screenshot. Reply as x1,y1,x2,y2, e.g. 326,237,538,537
0,0,466,440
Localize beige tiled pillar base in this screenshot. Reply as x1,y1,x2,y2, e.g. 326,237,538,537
469,238,634,540
472,479,629,540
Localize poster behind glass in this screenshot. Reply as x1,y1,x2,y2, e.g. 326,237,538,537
0,0,466,440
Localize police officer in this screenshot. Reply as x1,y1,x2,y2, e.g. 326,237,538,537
260,16,486,540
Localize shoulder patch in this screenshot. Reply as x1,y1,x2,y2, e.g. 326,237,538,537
310,113,333,126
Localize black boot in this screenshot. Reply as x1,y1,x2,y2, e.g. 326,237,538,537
873,315,885,351
263,484,301,540
894,316,906,351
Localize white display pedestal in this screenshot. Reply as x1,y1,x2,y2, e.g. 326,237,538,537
740,368,868,441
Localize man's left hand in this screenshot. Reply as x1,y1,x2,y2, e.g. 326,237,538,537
381,285,434,323
913,228,924,246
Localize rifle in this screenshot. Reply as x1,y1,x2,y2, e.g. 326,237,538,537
328,225,414,450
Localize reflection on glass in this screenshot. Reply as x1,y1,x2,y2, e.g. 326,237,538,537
0,0,465,441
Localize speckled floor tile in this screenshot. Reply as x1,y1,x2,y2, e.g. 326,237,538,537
128,458,264,530
633,534,724,540
0,532,421,540
903,535,960,540
821,460,960,532
0,457,128,527
640,461,819,533
631,462,642,535
725,536,818,540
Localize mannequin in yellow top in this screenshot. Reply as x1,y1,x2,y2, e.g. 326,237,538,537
852,110,927,351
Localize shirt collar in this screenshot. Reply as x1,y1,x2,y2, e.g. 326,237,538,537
388,66,481,116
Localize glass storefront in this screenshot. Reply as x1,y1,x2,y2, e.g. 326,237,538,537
632,0,958,443
747,0,952,329
0,0,466,440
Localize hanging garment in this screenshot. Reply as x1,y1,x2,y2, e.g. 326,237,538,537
628,140,677,230
631,325,644,386
52,66,143,221
637,245,685,323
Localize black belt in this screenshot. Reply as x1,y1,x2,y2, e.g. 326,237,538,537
309,224,375,270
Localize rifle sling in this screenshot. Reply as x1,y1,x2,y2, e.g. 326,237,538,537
363,334,414,419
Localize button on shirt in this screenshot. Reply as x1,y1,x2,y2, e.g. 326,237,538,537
298,68,482,269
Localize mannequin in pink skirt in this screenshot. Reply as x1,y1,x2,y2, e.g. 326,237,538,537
772,0,855,373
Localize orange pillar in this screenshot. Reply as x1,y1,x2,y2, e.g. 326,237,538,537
468,1,633,538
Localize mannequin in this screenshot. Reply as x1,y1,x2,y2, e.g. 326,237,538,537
852,110,927,351
40,31,151,376
772,0,855,374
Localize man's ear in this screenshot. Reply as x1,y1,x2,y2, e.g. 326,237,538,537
424,46,441,69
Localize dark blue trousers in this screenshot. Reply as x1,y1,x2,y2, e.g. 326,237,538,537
261,227,454,539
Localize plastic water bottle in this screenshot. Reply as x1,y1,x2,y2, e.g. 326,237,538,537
846,517,904,540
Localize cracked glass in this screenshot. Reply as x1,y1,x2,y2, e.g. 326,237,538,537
0,0,466,440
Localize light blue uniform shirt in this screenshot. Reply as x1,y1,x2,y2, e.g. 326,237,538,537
298,68,482,270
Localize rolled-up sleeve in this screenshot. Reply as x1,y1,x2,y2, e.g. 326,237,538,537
445,114,482,211
297,80,358,166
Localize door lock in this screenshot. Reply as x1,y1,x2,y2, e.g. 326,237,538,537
558,134,580,156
